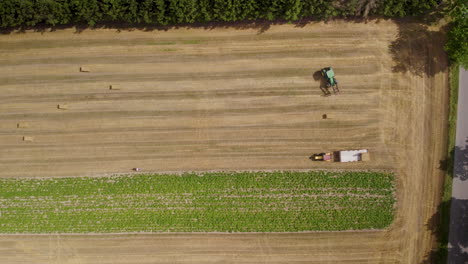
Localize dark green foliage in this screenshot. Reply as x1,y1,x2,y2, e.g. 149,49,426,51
32,0,72,26
69,0,101,26
445,0,468,67
301,0,334,19
168,0,197,23
0,0,35,27
197,0,213,22
0,0,439,29
99,0,139,23
377,0,439,17
212,0,246,21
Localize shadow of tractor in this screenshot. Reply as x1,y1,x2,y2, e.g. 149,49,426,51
313,70,331,96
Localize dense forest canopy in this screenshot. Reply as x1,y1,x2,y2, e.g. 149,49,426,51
445,0,468,67
0,0,439,28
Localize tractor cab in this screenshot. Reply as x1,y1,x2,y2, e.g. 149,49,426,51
321,67,340,94
310,153,332,161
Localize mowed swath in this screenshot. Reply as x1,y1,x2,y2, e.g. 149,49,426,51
0,27,392,178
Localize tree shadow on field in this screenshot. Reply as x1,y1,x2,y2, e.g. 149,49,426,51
389,19,448,77
439,148,454,177
423,198,468,264
441,139,468,181
423,138,468,264
0,16,378,36
0,19,309,35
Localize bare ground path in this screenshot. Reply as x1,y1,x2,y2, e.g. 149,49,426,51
0,20,448,263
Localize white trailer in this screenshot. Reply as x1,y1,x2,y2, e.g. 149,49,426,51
334,149,369,162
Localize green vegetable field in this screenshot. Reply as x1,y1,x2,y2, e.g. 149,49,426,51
0,171,395,233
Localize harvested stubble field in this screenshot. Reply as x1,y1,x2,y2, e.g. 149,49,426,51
0,171,395,233
0,20,448,263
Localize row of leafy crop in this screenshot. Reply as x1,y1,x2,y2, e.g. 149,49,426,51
0,193,392,211
0,171,394,197
0,208,394,232
0,171,395,233
0,210,394,233
0,0,438,28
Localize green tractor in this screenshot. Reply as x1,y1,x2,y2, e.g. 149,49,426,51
321,67,340,94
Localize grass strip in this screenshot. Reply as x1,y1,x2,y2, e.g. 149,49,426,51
0,171,395,233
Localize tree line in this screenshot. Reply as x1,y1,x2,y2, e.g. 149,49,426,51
445,0,467,67
0,0,439,28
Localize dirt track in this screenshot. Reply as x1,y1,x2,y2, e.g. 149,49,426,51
0,20,448,263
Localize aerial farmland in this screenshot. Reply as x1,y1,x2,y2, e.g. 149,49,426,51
0,19,448,264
